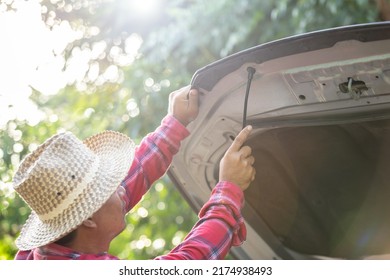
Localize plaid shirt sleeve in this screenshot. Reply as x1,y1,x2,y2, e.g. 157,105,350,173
155,181,247,260
121,114,189,212
15,116,247,260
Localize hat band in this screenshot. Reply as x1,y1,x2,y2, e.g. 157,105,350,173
39,158,100,222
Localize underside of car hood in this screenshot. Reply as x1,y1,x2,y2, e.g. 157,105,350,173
168,22,390,259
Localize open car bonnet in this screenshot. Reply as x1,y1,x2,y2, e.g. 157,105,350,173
168,22,390,259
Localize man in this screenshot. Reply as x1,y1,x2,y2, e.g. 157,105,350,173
13,85,256,260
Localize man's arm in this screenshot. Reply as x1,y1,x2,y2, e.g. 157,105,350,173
155,181,246,260
121,86,199,212
155,126,256,260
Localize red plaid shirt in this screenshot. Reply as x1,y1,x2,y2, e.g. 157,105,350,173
15,115,246,260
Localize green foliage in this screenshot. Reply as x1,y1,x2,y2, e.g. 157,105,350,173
141,0,379,71
110,178,197,259
0,0,383,260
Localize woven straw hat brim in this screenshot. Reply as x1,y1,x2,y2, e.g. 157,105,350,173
15,131,135,251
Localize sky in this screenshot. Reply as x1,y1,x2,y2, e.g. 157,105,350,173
0,0,78,127
0,0,154,128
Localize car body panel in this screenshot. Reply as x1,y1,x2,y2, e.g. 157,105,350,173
168,22,390,259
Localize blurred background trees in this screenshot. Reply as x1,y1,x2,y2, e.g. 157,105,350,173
0,0,388,259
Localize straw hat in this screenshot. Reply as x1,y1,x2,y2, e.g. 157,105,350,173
13,130,135,251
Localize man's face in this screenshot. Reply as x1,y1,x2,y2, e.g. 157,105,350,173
92,185,127,240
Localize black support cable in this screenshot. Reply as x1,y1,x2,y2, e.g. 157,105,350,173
243,67,256,129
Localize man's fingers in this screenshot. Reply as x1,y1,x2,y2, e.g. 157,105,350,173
170,85,190,100
251,168,256,182
168,85,191,114
228,125,252,152
177,85,191,98
240,146,252,159
187,88,199,111
246,155,255,166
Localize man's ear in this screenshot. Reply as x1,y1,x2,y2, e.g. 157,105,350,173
82,217,97,229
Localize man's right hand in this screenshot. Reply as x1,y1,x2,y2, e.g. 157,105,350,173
168,85,199,127
219,125,256,191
